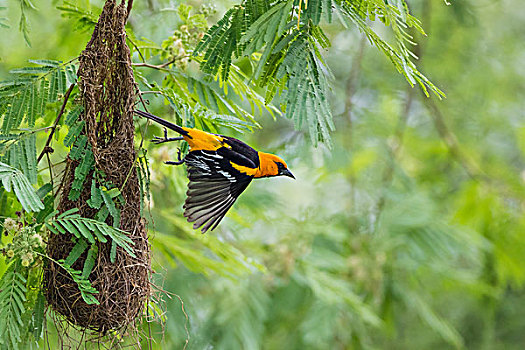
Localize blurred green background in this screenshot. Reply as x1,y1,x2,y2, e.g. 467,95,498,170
1,0,525,349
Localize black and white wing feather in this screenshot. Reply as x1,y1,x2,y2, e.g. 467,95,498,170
183,150,254,233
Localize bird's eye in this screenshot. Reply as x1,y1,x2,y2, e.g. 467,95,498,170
275,162,284,171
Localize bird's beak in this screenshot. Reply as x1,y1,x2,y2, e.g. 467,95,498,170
281,168,295,179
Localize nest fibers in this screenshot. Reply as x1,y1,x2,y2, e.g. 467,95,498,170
44,0,150,333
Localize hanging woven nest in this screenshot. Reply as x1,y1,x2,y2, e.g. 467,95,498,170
44,0,150,333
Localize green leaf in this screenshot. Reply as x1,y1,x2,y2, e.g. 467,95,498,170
0,161,43,211
37,79,48,117
64,238,89,266
110,240,117,264
23,134,37,183
63,120,85,147
0,262,27,349
57,68,67,94
53,260,99,305
177,3,192,22
68,148,94,201
31,291,45,340
3,94,23,133
48,70,58,102
58,207,79,218
64,105,83,126
101,188,120,228
27,83,38,127
69,134,87,160
65,65,77,85
36,183,53,199
28,59,61,67
82,244,98,278
9,67,52,75
87,180,103,209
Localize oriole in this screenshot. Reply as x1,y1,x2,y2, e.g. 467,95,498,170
135,110,295,233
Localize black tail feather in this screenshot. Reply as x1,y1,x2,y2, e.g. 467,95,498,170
134,110,189,137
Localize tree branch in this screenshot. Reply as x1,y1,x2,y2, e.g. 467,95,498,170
37,84,75,163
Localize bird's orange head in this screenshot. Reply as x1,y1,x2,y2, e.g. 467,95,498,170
255,152,295,179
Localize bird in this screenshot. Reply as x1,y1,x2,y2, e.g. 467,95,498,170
135,110,295,233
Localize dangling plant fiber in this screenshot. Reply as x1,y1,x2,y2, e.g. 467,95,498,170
44,0,150,334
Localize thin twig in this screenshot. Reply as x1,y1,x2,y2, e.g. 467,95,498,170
137,91,152,149
140,91,164,95
125,0,134,22
37,159,66,174
46,152,54,196
132,55,189,70
37,84,76,163
128,38,146,63
173,293,190,350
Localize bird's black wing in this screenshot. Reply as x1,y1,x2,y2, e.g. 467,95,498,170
183,149,254,233
221,136,260,168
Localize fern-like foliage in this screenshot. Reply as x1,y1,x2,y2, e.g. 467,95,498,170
49,238,99,305
279,32,334,146
0,161,43,212
193,0,445,146
1,133,38,184
45,208,136,262
239,0,294,78
0,59,77,181
56,1,99,32
1,60,74,134
100,187,122,228
61,105,97,202
43,206,136,304
193,0,285,82
195,0,335,144
128,1,277,135
193,6,248,81
338,0,444,97
152,66,276,130
68,148,94,201
240,4,335,145
55,259,100,305
17,0,36,46
0,261,28,350
161,88,257,134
